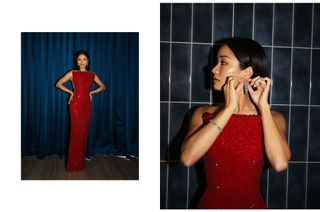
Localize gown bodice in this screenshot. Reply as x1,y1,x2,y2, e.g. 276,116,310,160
198,112,266,209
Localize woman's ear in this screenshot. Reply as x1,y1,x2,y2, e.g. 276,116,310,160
242,66,253,79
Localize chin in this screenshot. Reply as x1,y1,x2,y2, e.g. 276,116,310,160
213,84,222,91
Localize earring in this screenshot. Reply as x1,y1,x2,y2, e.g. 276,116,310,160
244,80,248,96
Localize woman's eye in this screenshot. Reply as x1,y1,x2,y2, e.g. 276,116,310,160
221,61,226,65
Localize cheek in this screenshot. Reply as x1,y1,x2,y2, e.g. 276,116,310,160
221,66,240,77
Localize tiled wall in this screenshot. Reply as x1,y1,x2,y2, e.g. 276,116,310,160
160,3,320,209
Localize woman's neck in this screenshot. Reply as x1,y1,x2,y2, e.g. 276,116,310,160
79,68,87,72
232,92,258,115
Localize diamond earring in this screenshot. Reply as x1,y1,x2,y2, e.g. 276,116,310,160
244,80,248,96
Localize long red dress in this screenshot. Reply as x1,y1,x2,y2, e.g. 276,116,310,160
66,70,95,171
198,112,266,209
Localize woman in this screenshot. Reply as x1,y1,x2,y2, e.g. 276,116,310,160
56,50,105,171
180,38,291,209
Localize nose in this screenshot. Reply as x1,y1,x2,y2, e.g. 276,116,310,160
212,64,219,74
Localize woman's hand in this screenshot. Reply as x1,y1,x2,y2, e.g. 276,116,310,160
68,92,74,104
89,92,92,101
248,76,272,109
223,76,245,111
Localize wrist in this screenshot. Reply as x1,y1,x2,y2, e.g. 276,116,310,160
222,106,234,116
259,104,271,114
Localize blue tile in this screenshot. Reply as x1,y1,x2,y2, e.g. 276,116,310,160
307,164,320,208
170,43,191,102
268,168,287,208
161,43,170,101
291,49,310,104
167,162,188,208
311,50,320,105
213,3,233,41
161,3,171,41
271,48,291,104
172,4,192,42
234,3,253,39
289,106,309,161
309,107,320,161
169,103,190,160
160,162,168,209
294,4,312,47
287,163,306,208
161,103,169,161
313,4,320,48
263,47,272,78
188,162,206,208
191,44,212,102
254,3,273,45
193,4,212,43
274,4,293,46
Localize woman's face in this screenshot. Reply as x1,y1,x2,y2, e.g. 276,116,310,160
212,44,243,91
77,54,89,69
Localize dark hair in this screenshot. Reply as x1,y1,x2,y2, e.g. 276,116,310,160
215,38,269,78
73,49,90,71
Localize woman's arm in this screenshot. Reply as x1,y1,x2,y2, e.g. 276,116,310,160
55,71,73,95
90,73,105,95
181,77,244,167
181,106,234,167
261,107,291,172
248,76,291,172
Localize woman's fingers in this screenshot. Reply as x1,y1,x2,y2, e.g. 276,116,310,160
250,76,260,86
247,83,255,96
235,81,244,93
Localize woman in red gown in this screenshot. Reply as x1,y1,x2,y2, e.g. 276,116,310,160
56,50,105,171
181,38,291,208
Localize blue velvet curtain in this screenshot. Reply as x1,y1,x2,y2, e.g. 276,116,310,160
21,32,139,158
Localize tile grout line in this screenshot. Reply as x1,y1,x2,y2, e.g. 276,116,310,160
305,3,314,209
186,3,194,209
160,40,320,50
270,3,275,115
285,3,295,209
160,100,320,107
252,3,255,40
266,3,276,208
165,3,173,209
210,3,214,105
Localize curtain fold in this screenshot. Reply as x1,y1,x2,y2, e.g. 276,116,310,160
21,32,139,158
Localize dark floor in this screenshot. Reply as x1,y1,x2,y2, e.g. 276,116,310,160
21,155,139,180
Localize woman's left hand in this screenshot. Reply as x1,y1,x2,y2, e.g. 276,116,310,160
248,76,272,109
89,92,92,101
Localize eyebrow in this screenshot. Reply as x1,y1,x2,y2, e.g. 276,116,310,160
218,55,231,59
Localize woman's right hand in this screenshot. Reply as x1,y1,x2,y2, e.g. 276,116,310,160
223,76,244,111
68,92,74,104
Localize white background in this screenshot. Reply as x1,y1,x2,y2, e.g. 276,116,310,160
0,0,159,211
0,0,316,211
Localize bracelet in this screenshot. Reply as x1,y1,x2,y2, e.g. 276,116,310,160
209,119,222,132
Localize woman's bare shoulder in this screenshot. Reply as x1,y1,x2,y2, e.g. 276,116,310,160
271,110,286,121
271,110,287,132
192,105,220,118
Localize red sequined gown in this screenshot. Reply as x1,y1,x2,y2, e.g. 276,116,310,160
198,112,266,209
66,71,95,171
